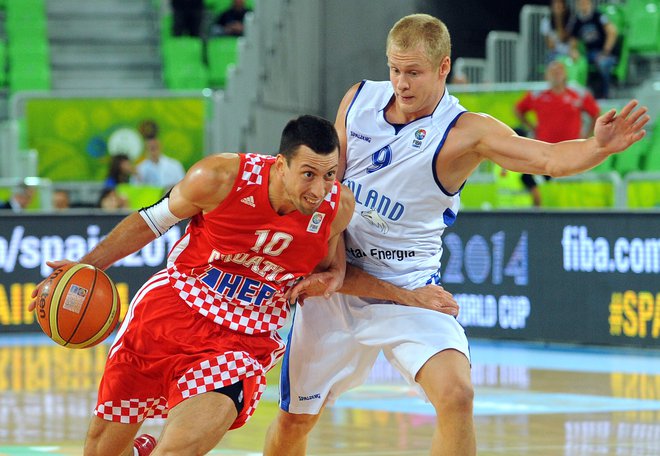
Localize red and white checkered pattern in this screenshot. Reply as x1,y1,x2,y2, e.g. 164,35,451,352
178,351,261,398
168,267,289,334
243,373,267,422
324,182,339,209
177,351,268,427
240,153,266,186
94,397,168,424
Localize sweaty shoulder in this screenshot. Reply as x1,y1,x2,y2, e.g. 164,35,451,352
443,112,502,154
175,153,241,213
337,82,363,119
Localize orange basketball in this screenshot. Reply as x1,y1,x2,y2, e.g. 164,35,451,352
35,263,120,349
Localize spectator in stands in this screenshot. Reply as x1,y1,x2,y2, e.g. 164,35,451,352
136,119,186,190
566,0,618,98
0,182,35,212
52,189,71,211
541,0,571,62
514,60,600,206
210,0,251,37
104,153,135,189
97,187,129,211
170,0,204,37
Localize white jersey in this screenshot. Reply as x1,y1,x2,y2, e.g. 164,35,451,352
343,80,467,288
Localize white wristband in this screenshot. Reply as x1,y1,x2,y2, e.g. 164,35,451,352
139,197,182,237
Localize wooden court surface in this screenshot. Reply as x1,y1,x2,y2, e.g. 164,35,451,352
1,334,659,455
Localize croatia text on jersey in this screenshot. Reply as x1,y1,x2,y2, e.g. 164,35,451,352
200,268,277,307
201,250,295,306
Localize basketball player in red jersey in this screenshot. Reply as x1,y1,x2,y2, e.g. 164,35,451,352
30,115,355,456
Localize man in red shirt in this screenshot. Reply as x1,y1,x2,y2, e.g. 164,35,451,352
515,60,600,205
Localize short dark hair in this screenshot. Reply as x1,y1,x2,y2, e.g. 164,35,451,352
278,115,339,162
108,153,132,184
138,119,159,140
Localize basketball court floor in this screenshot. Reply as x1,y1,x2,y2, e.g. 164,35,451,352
1,333,659,456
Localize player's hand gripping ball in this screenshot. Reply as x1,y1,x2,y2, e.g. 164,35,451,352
35,264,120,349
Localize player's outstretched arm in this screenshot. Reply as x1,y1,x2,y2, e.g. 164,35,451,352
472,100,650,179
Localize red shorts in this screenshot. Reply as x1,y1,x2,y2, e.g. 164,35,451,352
94,270,285,429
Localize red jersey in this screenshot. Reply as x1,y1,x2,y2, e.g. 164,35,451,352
167,153,341,334
516,87,599,143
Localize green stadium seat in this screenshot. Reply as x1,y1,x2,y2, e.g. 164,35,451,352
164,63,209,89
0,41,6,87
162,36,204,62
625,0,660,53
161,13,173,42
6,0,45,18
161,37,208,89
591,154,616,173
559,55,588,87
9,63,51,92
614,138,650,176
643,125,660,171
613,36,630,84
6,15,48,37
8,39,50,64
207,36,239,88
205,0,232,14
205,0,254,14
600,3,626,31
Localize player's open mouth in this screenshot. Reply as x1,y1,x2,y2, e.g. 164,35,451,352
304,196,320,205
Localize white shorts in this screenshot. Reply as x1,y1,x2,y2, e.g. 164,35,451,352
279,293,470,414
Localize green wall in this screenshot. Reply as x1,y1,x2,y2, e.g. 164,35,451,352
25,97,206,181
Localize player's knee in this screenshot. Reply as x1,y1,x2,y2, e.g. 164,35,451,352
275,410,320,436
431,380,474,416
156,437,213,456
83,435,116,456
83,422,106,456
82,439,100,456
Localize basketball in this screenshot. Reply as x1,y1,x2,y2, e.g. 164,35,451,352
35,263,120,349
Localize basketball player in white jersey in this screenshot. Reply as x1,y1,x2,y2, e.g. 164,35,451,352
263,14,649,456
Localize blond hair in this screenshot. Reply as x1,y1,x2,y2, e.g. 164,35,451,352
386,14,451,68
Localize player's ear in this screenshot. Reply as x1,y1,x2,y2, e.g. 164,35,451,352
439,56,451,77
274,154,287,175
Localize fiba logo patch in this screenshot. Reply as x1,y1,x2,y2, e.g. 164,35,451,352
412,129,426,148
306,212,325,233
